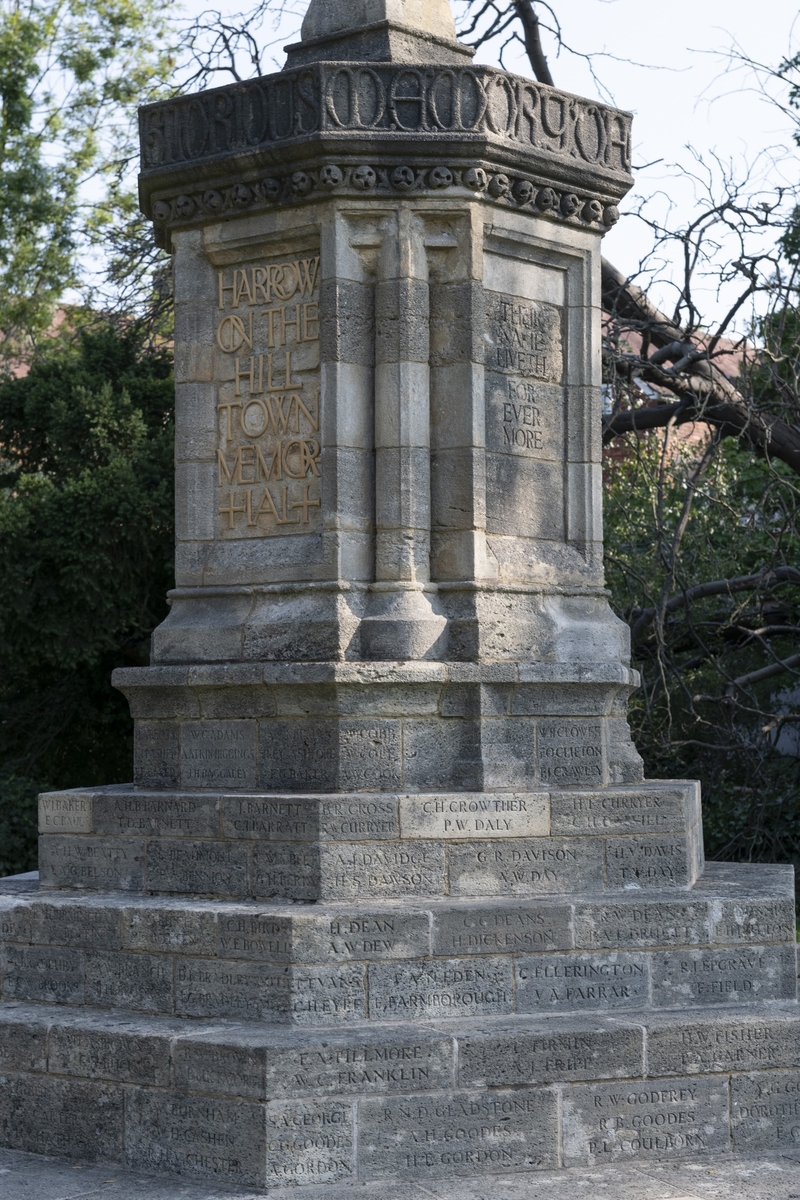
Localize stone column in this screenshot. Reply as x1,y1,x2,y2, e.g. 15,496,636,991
360,208,448,659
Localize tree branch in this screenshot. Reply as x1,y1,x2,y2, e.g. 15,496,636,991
629,566,800,643
512,0,553,85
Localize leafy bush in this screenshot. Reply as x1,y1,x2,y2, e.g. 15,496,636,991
0,322,174,872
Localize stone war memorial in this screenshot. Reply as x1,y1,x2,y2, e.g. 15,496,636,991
1,0,800,1191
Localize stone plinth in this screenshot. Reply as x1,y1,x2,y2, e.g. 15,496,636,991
1,0,799,1190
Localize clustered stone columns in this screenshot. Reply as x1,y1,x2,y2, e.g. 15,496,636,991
361,208,448,659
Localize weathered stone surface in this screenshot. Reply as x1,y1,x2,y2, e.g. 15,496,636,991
86,951,173,1013
122,903,217,956
48,1018,172,1086
2,945,84,1005
125,1089,266,1186
0,1010,47,1071
458,1018,643,1086
0,1072,123,1161
651,945,798,1008
145,839,249,896
431,902,573,955
562,1076,729,1165
38,836,144,890
266,1099,355,1188
573,898,709,950
319,842,446,899
399,793,549,840
605,836,695,889
448,838,605,896
221,794,401,841
358,1089,558,1179
550,784,696,836
292,909,431,962
38,790,93,834
368,957,513,1020
731,1070,800,1152
181,721,258,790
174,957,290,1020
94,791,219,838
265,1032,454,1098
645,1009,800,1076
515,952,649,1014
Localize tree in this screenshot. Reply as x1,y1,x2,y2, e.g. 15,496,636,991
0,320,174,869
0,0,177,359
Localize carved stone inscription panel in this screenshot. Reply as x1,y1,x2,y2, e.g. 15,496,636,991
216,253,321,539
483,254,565,543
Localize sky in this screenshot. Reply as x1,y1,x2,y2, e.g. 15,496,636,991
177,0,800,330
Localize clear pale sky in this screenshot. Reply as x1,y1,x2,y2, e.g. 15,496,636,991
178,0,800,327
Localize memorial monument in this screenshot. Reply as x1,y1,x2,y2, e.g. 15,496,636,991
1,0,799,1188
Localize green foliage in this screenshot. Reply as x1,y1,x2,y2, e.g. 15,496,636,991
605,433,800,869
0,770,42,877
0,0,177,357
0,322,174,872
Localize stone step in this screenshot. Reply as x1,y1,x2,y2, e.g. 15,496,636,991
37,782,704,899
1,999,800,1189
1,866,796,1024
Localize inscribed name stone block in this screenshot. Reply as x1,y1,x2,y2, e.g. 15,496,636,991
0,1014,47,1071
562,1076,729,1165
448,838,604,897
174,1036,268,1100
265,1099,354,1188
48,1021,172,1086
259,720,402,791
605,836,693,888
86,951,173,1014
550,786,692,835
38,836,144,890
399,793,549,839
651,945,798,1008
221,794,401,841
292,910,431,962
431,903,573,956
252,842,320,900
318,842,446,899
175,958,290,1020
264,1034,454,1098
0,1073,123,1160
181,721,257,789
122,903,217,956
573,899,710,950
646,1013,800,1077
358,1089,558,1179
23,901,121,950
291,965,366,1024
216,911,293,960
367,957,513,1020
125,1089,266,1186
38,791,93,834
94,792,219,837
133,722,180,789
3,945,84,1005
458,1019,643,1086
145,838,249,896
711,897,797,945
537,720,604,788
515,952,649,1013
731,1070,800,1152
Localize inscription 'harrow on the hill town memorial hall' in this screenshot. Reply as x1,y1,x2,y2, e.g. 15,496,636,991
1,0,799,1190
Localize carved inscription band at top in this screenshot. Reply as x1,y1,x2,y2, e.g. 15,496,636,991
140,64,632,176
